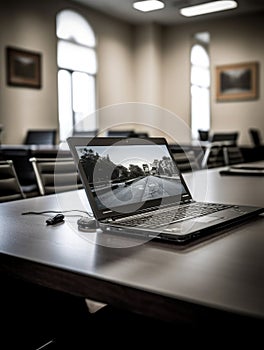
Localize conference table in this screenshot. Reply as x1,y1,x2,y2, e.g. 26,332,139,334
1,164,264,330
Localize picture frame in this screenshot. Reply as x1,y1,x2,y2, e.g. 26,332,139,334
6,47,41,88
216,62,258,102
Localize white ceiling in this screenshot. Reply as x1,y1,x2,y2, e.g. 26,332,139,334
70,0,264,25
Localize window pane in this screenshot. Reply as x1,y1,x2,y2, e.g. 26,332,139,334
56,10,96,47
191,86,210,138
58,70,73,140
191,45,209,68
191,66,210,87
72,72,96,131
191,41,210,140
58,40,97,74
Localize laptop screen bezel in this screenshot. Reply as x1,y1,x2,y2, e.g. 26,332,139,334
67,136,193,221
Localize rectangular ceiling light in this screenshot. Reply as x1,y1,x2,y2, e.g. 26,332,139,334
180,1,238,17
133,0,165,12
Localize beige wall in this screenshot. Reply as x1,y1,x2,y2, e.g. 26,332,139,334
0,1,263,145
0,0,59,144
162,26,192,143
211,14,264,145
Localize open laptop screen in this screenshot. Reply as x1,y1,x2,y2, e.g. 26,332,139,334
68,137,192,220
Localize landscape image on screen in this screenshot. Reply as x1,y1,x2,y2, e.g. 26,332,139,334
76,144,186,210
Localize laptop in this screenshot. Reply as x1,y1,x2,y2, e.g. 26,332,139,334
67,136,264,244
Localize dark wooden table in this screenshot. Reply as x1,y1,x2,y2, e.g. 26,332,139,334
1,165,264,327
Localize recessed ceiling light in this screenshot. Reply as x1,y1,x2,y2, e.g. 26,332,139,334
180,1,238,17
133,0,165,13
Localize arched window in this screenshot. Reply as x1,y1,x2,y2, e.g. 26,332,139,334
190,32,210,139
56,10,97,141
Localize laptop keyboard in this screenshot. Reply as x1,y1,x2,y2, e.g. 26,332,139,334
115,202,232,229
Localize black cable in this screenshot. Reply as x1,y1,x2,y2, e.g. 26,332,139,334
21,210,94,218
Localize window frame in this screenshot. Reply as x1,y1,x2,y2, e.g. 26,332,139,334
190,37,211,140
56,10,97,142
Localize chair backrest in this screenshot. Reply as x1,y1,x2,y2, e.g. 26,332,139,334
29,157,83,195
25,129,57,145
72,130,99,137
0,160,25,202
209,132,238,144
0,124,3,145
223,145,244,165
249,128,262,147
171,148,200,173
2,147,36,186
198,129,209,141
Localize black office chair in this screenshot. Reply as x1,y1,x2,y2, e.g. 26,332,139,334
72,129,99,137
0,160,25,202
223,145,244,165
201,143,226,169
0,124,3,145
30,157,83,195
107,130,137,137
24,129,57,145
249,128,262,147
170,147,200,173
202,142,244,168
198,129,209,142
2,147,39,197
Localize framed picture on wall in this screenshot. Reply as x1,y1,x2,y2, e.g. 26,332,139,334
6,47,41,88
216,62,258,102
